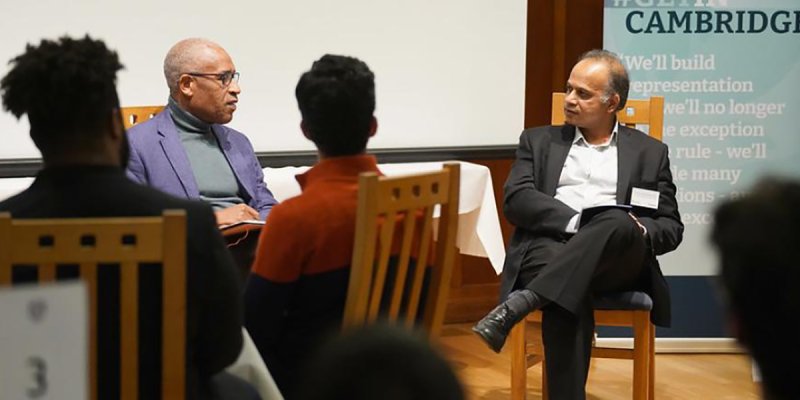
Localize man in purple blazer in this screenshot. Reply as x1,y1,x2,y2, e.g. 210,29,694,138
127,38,277,227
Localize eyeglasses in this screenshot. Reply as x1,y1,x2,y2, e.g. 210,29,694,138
184,71,240,87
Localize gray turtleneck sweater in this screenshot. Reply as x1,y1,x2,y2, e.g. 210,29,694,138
167,97,245,210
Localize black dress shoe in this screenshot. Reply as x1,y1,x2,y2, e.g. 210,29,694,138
472,302,518,353
472,301,527,353
472,290,541,353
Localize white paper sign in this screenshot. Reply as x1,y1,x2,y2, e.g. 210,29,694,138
0,282,87,400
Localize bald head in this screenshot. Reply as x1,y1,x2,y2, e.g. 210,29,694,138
163,38,227,94
162,38,240,124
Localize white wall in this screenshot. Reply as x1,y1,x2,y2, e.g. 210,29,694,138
0,0,527,159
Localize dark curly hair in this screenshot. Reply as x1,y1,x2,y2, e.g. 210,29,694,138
295,54,375,157
1,35,124,157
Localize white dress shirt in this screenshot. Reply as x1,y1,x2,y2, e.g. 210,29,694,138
555,123,619,233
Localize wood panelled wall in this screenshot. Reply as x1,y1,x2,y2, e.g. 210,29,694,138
444,0,604,322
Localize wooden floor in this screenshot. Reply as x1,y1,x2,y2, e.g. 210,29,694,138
438,324,761,400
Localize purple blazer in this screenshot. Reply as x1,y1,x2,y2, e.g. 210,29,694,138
126,111,277,220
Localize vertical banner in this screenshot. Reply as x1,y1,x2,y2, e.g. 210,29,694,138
604,0,800,275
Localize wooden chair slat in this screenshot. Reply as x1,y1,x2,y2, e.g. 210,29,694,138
388,211,418,319
404,205,435,328
120,261,139,400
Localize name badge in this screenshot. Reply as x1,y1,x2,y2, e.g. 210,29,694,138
631,187,659,209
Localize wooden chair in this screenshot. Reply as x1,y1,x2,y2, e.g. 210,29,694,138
121,105,164,129
509,93,665,400
343,163,460,339
0,210,187,400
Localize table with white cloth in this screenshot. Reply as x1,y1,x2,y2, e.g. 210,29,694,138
262,160,506,274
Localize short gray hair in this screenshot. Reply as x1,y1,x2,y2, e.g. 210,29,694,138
163,38,221,94
578,49,629,111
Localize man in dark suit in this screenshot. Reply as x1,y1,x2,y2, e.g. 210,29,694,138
473,49,683,399
0,35,254,400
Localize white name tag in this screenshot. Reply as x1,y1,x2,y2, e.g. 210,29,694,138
631,187,660,209
0,282,87,400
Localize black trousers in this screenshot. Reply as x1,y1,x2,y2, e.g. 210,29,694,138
516,209,647,400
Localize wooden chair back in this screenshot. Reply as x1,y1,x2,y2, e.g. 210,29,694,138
343,163,460,339
551,92,664,140
0,210,187,400
121,106,165,129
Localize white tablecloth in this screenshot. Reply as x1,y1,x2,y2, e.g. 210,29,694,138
0,177,33,204
263,160,505,274
0,160,506,273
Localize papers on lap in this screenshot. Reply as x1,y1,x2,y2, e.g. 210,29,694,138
220,219,265,237
578,204,632,229
220,219,265,230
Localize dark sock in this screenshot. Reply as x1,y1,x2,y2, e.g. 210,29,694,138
507,289,549,315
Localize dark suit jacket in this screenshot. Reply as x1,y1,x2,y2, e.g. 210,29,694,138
126,111,278,220
0,166,243,399
499,125,683,327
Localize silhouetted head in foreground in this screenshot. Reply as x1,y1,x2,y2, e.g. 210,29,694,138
296,323,464,400
711,177,800,400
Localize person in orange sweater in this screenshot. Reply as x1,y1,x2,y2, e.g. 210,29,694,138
244,54,379,396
